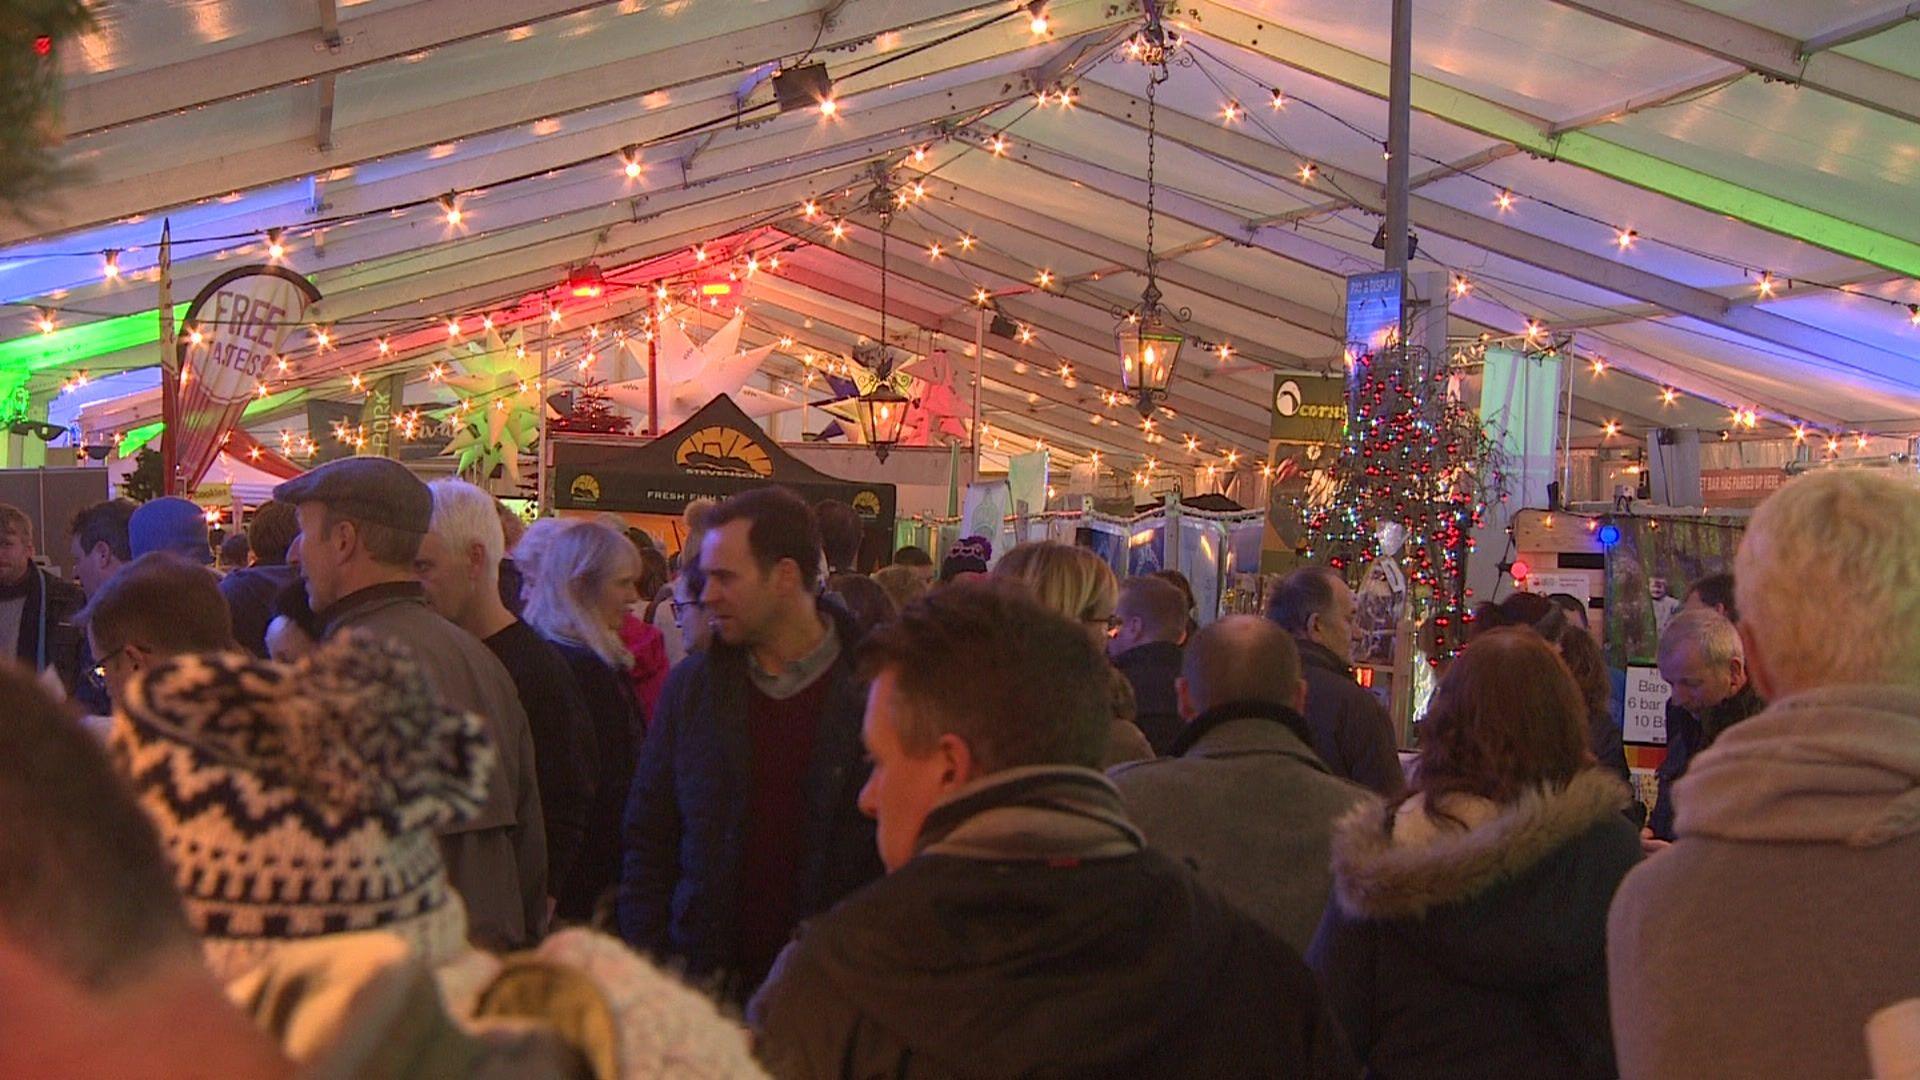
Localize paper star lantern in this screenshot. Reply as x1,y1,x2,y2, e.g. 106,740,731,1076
605,310,791,429
433,325,543,483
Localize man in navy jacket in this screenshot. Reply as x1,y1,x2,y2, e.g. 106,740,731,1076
618,488,879,1002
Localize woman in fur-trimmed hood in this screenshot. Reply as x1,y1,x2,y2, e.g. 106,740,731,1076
1307,628,1641,1080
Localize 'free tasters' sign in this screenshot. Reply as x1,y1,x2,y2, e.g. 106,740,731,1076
172,266,321,491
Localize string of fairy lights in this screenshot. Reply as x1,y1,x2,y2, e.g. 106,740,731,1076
13,4,1915,483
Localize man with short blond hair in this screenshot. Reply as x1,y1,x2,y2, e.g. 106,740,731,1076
1610,469,1920,1080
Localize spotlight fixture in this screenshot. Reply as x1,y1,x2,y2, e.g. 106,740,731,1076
772,62,834,115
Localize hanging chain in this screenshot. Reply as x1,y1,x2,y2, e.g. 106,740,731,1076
1145,62,1159,298
877,194,891,378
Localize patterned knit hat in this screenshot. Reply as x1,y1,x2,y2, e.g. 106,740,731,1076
109,630,494,981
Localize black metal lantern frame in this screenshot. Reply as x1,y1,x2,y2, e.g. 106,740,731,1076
1113,10,1190,419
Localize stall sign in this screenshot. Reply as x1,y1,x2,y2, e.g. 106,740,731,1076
1524,570,1591,604
1701,468,1787,509
1270,372,1346,444
1623,665,1672,745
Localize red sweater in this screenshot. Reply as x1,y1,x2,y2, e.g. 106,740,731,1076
736,672,833,984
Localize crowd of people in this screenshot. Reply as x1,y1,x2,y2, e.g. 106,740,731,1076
0,461,1915,1078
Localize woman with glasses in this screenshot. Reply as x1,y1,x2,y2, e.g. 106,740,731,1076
992,541,1154,766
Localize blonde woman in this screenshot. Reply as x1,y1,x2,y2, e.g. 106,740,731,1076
992,541,1155,766
517,519,644,923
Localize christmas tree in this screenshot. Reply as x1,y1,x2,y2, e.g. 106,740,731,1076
552,378,633,435
1306,346,1505,663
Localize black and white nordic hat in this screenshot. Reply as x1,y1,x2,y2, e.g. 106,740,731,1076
109,630,494,980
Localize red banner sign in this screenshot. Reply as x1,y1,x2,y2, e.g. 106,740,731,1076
169,266,321,493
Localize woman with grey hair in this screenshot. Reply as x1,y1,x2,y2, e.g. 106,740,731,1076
517,519,644,924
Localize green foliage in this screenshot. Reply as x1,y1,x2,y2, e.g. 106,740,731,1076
0,0,93,219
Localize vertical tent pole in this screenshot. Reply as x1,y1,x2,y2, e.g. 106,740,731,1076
970,306,986,484
1384,0,1414,344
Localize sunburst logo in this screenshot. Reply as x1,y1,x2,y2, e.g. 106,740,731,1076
852,491,882,518
569,473,601,503
675,426,773,477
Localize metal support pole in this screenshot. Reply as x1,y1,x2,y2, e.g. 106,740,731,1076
536,317,550,514
970,306,985,484
1384,0,1415,332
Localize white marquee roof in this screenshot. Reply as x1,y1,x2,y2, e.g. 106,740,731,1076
9,0,1920,472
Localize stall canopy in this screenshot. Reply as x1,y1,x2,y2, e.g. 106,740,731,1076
552,393,898,540
6,0,1920,484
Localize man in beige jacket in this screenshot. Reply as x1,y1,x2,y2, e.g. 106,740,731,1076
1608,468,1920,1079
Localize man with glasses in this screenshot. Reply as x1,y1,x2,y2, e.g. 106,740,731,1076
78,552,237,715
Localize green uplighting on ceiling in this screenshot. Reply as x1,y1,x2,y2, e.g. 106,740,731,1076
0,304,190,379
116,387,308,456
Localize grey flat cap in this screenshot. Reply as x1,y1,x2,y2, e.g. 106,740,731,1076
272,456,432,534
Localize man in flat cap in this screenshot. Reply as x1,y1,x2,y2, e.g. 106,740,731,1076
275,456,548,948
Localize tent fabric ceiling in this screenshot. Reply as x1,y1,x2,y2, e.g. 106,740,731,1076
8,0,1920,474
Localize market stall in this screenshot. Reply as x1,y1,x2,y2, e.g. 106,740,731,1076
550,393,896,555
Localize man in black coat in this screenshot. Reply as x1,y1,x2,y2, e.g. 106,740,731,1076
1266,566,1403,795
749,583,1354,1079
0,501,86,692
619,488,879,1003
1646,607,1763,843
1107,574,1189,754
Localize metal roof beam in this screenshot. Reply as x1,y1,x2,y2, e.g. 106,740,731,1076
22,0,1085,243
62,0,623,137
765,255,1270,449
1071,81,1920,380
1541,0,1920,127
1799,4,1920,54
1189,0,1920,277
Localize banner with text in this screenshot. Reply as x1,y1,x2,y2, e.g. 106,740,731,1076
170,266,321,492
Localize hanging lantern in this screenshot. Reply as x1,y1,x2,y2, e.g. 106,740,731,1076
567,263,606,298
1118,285,1183,418
1115,19,1191,420
857,384,910,462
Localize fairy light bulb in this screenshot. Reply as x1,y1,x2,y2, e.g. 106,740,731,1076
187,325,204,346
1297,162,1316,182
377,337,391,355
958,233,976,251
1661,387,1677,405
35,309,53,334
102,250,121,280
1035,268,1054,288
818,97,837,117
1602,420,1620,438
1270,88,1287,109
1451,276,1471,298
623,152,642,179
1615,228,1637,250
928,241,944,259
802,199,819,218
1220,100,1243,123
1757,271,1777,298
1496,190,1515,212
988,134,1009,156
266,229,286,261
439,194,462,226
830,220,847,241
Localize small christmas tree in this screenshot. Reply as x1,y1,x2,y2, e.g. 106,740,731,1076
1306,346,1505,664
552,378,633,435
